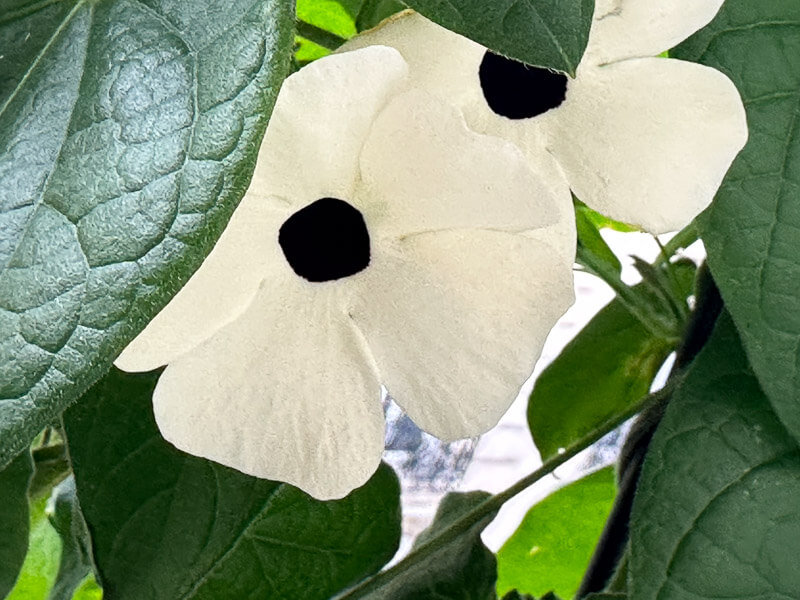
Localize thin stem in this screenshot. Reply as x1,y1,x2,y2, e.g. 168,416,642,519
295,20,348,50
340,390,666,600
657,222,699,265
576,245,678,343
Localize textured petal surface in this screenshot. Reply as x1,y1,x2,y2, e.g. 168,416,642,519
352,230,574,441
358,91,562,238
584,0,725,65
547,58,748,233
250,45,408,205
152,277,385,501
340,11,485,113
115,194,289,372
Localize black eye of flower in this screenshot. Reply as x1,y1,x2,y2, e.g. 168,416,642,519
279,197,371,282
478,50,569,120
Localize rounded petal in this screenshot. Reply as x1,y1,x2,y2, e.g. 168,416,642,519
547,58,748,234
250,45,408,206
351,230,574,441
152,278,385,500
584,0,725,66
115,194,290,372
521,153,577,265
358,90,562,238
340,11,485,112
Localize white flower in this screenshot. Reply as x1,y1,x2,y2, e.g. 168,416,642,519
343,1,748,234
115,46,575,500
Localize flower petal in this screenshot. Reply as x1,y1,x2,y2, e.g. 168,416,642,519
340,11,485,114
152,278,385,500
115,194,289,372
584,0,725,66
546,58,748,233
351,230,574,441
358,90,563,238
250,45,408,206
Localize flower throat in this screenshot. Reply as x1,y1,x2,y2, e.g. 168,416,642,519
279,197,371,282
479,51,569,120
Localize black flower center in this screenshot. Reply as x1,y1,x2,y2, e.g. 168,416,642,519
478,50,569,120
279,197,370,282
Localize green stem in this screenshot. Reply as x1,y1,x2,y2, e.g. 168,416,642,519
576,245,678,343
295,20,348,50
339,390,666,600
657,222,699,265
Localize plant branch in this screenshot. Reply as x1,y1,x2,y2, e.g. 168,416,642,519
340,390,667,600
657,222,699,265
576,262,722,597
295,20,348,50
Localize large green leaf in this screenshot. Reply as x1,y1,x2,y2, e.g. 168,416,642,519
0,0,294,471
496,467,616,599
362,491,498,600
672,1,800,443
528,295,673,460
0,450,32,596
630,313,800,599
400,0,594,75
62,368,402,600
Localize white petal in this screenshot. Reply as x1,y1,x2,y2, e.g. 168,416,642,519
351,230,574,441
340,11,485,114
358,90,562,238
584,0,725,65
115,194,289,372
547,58,748,234
152,278,385,500
250,45,408,206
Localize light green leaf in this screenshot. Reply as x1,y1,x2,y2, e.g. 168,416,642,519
496,467,616,599
528,294,673,460
400,0,594,75
62,367,402,600
6,495,60,600
576,205,622,276
630,313,800,599
0,0,294,471
356,0,406,31
0,450,32,596
46,476,93,600
362,491,498,600
671,0,800,443
298,0,357,37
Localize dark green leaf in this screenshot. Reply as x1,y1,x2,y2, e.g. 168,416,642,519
528,294,673,459
0,0,295,471
496,467,616,599
630,313,800,599
672,0,800,443
356,0,406,31
400,0,594,75
584,594,625,600
0,450,32,596
63,367,401,600
46,476,93,600
363,491,498,600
